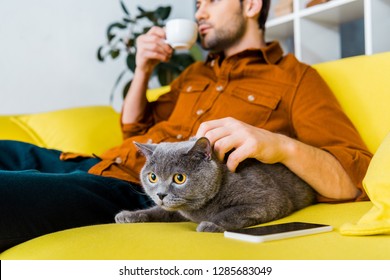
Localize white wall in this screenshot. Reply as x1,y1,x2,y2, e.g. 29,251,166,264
0,0,195,114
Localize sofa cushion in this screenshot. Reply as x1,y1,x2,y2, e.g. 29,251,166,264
341,132,390,235
2,201,390,260
0,106,122,156
313,52,390,153
0,116,39,144
146,85,171,102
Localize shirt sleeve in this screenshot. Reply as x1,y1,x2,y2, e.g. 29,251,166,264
290,66,372,202
120,78,182,140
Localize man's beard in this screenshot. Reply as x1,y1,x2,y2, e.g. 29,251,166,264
200,12,246,53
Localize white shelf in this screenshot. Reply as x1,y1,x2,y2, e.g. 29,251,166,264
300,0,364,24
266,0,390,64
267,16,294,39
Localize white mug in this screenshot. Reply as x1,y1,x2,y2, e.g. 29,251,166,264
165,18,198,50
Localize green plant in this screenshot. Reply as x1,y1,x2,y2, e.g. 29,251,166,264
97,0,199,101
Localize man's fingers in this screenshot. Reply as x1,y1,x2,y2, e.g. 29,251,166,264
196,120,222,138
139,37,172,56
141,49,171,62
145,26,166,39
141,36,172,53
213,134,238,161
226,145,253,172
196,117,236,138
137,27,173,63
202,126,230,145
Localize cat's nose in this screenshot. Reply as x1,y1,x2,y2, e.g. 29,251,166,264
157,193,167,201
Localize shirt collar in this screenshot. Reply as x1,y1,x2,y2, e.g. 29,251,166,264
205,41,284,65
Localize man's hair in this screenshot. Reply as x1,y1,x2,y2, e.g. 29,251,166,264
258,0,270,30
240,0,270,30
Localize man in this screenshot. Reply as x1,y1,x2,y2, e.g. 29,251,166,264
0,0,371,252
115,0,371,200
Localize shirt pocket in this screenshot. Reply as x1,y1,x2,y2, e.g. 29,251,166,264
223,85,282,127
168,81,209,123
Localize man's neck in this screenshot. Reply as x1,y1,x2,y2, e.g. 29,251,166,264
224,28,266,58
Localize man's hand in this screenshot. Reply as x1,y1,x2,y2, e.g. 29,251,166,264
135,26,173,74
121,27,173,125
196,117,360,200
196,117,291,172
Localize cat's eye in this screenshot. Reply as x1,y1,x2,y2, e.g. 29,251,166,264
148,172,158,183
173,173,187,185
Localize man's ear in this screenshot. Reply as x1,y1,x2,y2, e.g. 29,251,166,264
243,0,262,18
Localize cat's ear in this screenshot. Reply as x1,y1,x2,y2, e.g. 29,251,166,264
134,141,157,159
188,137,212,161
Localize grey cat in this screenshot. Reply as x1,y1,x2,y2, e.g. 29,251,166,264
115,137,316,232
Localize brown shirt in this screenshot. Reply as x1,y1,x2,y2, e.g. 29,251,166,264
81,41,372,202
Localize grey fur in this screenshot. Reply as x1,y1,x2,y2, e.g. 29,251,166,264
115,137,316,232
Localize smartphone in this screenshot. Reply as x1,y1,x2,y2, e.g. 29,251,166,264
224,222,333,243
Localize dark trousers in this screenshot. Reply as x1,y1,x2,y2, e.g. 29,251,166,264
0,140,151,252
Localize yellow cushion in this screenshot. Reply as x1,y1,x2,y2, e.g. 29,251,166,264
0,116,38,144
3,201,390,260
341,133,390,235
146,85,171,102
313,52,390,153
0,106,122,156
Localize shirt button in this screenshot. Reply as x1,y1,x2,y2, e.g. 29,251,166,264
196,109,204,116
186,86,192,92
115,157,122,164
216,85,224,92
176,134,183,140
247,95,255,102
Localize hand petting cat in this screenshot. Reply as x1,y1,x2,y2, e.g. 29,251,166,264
196,117,360,201
196,117,291,172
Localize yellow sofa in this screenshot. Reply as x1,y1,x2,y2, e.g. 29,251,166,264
1,52,390,260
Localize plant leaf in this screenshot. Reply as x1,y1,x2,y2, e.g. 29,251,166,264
122,80,132,99
106,22,128,42
110,49,121,59
97,46,106,61
133,32,143,39
125,38,135,48
169,53,195,70
155,63,181,85
123,17,136,24
136,6,157,23
155,6,171,21
120,0,130,16
189,44,204,61
137,6,145,13
126,53,136,72
143,26,152,34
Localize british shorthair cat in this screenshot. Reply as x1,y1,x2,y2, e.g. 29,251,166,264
115,137,316,232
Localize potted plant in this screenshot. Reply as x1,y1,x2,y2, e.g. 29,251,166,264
97,0,201,101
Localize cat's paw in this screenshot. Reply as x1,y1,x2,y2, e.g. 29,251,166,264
115,210,149,224
196,221,225,232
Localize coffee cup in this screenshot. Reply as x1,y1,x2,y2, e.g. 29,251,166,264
165,18,198,50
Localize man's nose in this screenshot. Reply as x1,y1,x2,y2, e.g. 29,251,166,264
195,3,208,22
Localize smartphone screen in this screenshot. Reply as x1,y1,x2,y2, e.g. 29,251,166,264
224,222,333,243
